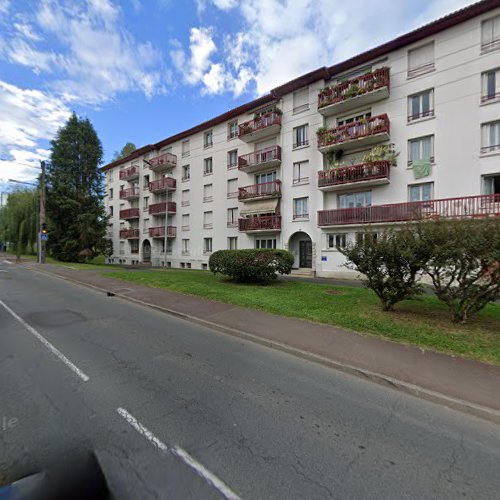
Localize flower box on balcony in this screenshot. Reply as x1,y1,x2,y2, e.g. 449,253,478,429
318,161,391,191
238,112,282,143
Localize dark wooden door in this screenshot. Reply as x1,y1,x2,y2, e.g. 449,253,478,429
299,240,312,268
143,242,151,263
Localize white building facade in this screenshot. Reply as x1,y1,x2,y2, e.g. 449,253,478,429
103,0,500,277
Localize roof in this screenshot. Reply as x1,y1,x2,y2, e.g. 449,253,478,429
102,0,499,172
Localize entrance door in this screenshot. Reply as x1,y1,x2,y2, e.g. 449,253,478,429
299,240,312,268
142,240,151,263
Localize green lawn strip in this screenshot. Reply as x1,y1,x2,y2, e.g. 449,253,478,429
104,270,500,366
16,254,119,270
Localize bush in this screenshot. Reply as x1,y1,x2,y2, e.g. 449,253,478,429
209,249,294,283
339,227,430,311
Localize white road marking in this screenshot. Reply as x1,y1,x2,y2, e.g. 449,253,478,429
0,270,8,273
3,260,13,265
0,299,90,382
117,407,241,500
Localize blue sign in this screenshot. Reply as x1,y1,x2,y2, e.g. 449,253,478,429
321,256,327,262
40,233,49,241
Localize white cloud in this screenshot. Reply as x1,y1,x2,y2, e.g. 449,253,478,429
0,0,9,15
202,63,226,94
13,23,42,41
212,0,238,9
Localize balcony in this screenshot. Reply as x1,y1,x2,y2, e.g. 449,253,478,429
119,165,140,181
318,194,500,227
239,180,282,202
238,112,282,143
318,161,391,191
147,152,177,172
149,177,177,193
149,226,177,238
318,67,390,117
119,187,140,200
238,215,282,233
119,228,140,239
238,145,282,174
148,202,176,215
317,114,390,154
119,208,140,220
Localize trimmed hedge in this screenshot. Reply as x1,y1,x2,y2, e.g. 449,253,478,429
209,249,294,283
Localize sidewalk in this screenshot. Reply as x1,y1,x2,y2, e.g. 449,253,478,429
18,260,500,422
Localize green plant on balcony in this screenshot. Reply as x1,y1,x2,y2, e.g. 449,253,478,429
362,143,400,166
345,83,365,99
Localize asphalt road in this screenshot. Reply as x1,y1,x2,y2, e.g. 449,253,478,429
0,260,499,499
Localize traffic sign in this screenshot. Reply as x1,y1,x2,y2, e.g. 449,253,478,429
40,233,49,241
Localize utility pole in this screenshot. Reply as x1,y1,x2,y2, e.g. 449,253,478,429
39,161,47,264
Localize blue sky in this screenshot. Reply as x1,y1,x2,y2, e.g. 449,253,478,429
0,0,477,192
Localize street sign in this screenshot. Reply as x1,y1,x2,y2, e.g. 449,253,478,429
40,233,49,241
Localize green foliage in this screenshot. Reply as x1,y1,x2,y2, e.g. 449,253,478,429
209,249,294,283
362,143,400,166
420,219,500,323
112,142,137,161
46,112,109,262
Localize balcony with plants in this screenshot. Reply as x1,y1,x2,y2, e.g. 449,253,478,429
238,110,282,143
147,152,177,172
317,67,390,116
238,145,282,173
238,180,282,202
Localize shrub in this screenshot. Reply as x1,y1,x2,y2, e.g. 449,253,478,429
339,226,430,311
209,249,294,283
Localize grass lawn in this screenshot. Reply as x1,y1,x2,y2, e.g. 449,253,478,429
104,269,500,366
16,253,119,270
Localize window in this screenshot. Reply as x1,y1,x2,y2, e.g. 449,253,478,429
408,42,435,78
255,171,276,185
203,237,213,254
166,239,173,254
143,175,150,189
327,234,347,249
227,208,238,227
109,206,114,216
293,161,309,185
228,237,238,250
182,214,190,231
337,111,371,127
204,130,213,148
293,87,309,114
481,121,500,154
338,191,372,208
228,121,238,140
203,184,213,202
293,124,309,148
109,188,113,199
255,239,276,249
483,174,500,195
108,170,113,182
181,189,190,207
482,15,500,53
143,218,150,234
227,149,238,169
482,69,500,103
408,89,434,121
293,197,309,219
182,165,190,181
130,240,139,254
143,196,149,211
408,136,434,165
119,241,125,255
227,178,238,198
182,239,190,255
182,140,190,157
356,232,378,245
202,263,208,270
204,157,213,175
409,182,433,202
203,211,213,229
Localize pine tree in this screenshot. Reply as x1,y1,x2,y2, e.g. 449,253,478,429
47,112,110,262
112,142,136,161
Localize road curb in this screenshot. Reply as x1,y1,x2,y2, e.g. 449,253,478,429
25,265,500,425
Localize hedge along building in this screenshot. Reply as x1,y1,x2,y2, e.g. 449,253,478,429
102,0,500,278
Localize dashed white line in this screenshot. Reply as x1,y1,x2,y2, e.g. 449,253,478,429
0,299,90,382
2,260,13,265
117,407,241,500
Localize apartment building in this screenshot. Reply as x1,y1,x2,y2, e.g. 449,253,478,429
103,0,500,278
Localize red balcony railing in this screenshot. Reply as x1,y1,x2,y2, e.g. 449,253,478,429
238,180,281,200
318,194,500,226
119,208,140,219
318,161,391,188
318,67,390,110
149,226,177,238
119,187,140,199
149,202,176,215
119,228,140,239
149,177,176,192
238,112,281,138
119,166,140,180
238,215,282,231
317,114,390,149
238,145,281,170
148,152,177,170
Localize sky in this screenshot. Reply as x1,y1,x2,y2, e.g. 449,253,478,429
0,0,478,193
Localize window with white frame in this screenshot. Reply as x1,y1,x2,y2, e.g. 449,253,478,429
119,240,125,255
143,196,149,211
227,149,238,169
293,161,309,185
204,130,213,148
203,237,213,253
203,184,213,202
181,189,190,206
143,218,150,233
408,42,435,78
338,191,372,208
337,111,371,127
182,164,190,180
481,15,500,53
483,174,500,195
482,68,500,103
228,237,238,250
293,124,309,148
293,197,309,219
408,182,433,202
326,233,347,249
203,211,213,229
204,157,213,175
182,239,190,254
227,208,238,227
182,214,190,231
143,174,150,189
481,121,500,154
408,135,434,165
255,171,276,185
108,170,113,182
408,89,434,121
255,238,276,249
228,121,238,140
293,87,309,114
227,178,238,198
182,140,190,157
